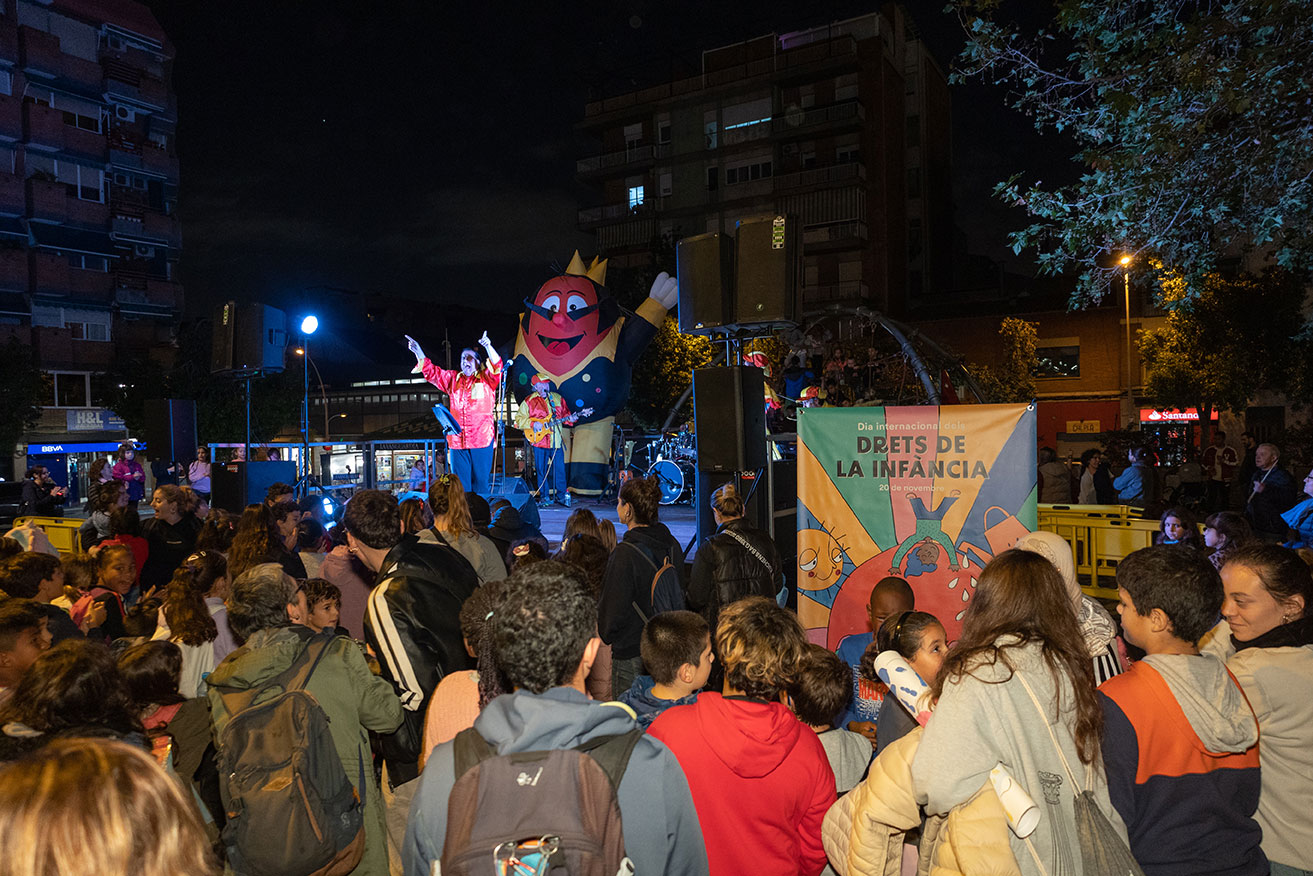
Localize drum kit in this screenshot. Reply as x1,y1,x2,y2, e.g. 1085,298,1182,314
645,430,696,505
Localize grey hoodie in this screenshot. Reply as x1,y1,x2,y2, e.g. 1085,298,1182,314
1141,654,1257,752
403,686,708,876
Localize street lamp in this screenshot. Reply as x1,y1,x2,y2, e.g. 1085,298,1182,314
298,315,319,497
1119,255,1133,415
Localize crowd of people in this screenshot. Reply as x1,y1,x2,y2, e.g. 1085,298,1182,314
0,459,1309,876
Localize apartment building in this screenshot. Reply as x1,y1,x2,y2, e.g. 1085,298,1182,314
575,5,951,317
0,0,179,490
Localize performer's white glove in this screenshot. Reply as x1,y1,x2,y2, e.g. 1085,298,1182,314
478,331,492,350
648,271,678,310
405,334,425,364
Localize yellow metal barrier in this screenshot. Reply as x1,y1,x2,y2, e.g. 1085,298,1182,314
12,516,84,557
1036,504,1159,600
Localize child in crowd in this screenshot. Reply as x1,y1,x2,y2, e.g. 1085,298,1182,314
71,544,135,641
300,578,341,634
1204,511,1252,571
650,597,835,876
789,644,871,794
1156,506,1203,549
834,576,914,745
618,610,712,730
1101,545,1266,876
0,552,81,642
0,600,51,705
507,539,548,573
57,554,97,612
420,581,505,770
862,610,948,756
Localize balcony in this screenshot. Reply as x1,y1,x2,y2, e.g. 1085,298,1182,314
65,195,108,229
0,20,17,65
23,101,65,151
0,246,29,292
63,123,108,163
140,145,178,179
111,208,178,246
596,219,657,251
0,94,21,141
27,177,66,222
801,281,871,308
772,100,864,136
0,172,24,214
721,118,772,147
802,220,868,246
114,273,180,312
577,196,666,228
103,59,167,110
30,251,70,296
19,26,61,78
576,142,670,175
68,266,114,302
775,162,866,191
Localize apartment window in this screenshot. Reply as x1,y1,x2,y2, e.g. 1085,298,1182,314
836,145,860,164
725,160,772,185
55,160,104,202
800,84,815,109
627,185,645,209
706,166,718,191
623,122,642,151
51,372,91,407
835,73,858,102
147,131,167,150
659,171,672,197
801,148,816,170
1035,345,1081,379
67,253,110,272
657,119,671,144
67,321,109,341
0,71,11,97
907,167,921,198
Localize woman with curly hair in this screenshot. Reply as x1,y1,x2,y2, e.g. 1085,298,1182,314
417,473,505,583
912,549,1115,876
227,502,305,582
150,550,235,697
0,639,144,763
194,508,236,553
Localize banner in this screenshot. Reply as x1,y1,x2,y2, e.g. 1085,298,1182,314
797,404,1036,645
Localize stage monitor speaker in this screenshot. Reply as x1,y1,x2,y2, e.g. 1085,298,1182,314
677,231,735,334
694,366,766,473
210,460,297,514
734,214,799,327
211,301,288,375
143,399,197,464
480,477,539,530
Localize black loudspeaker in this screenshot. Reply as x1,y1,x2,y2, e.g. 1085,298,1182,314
734,214,799,327
143,399,197,464
677,231,734,334
211,301,288,375
695,468,769,542
210,461,297,514
480,477,540,530
694,366,766,473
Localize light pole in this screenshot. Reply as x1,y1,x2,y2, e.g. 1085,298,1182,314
298,315,318,497
1120,255,1133,416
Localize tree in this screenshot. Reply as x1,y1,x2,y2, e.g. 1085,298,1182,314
954,0,1313,307
1140,268,1307,442
625,315,715,430
0,337,44,477
971,317,1038,403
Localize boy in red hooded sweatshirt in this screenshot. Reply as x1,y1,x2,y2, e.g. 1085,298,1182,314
650,596,836,876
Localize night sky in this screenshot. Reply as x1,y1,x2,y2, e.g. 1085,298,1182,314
147,0,1074,327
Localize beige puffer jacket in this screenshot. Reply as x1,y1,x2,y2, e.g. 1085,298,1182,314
823,727,1021,876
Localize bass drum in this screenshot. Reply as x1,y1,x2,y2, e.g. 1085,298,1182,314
647,459,695,505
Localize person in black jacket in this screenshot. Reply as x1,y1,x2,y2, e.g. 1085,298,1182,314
18,467,63,518
687,483,784,691
341,486,479,856
598,475,686,698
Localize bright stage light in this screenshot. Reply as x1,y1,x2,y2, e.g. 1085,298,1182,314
301,315,319,335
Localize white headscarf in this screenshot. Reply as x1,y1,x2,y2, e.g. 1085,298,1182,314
1014,530,1117,656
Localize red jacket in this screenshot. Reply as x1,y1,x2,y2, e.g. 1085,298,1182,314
420,357,502,450
649,692,836,876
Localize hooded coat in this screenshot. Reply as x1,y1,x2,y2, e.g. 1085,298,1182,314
1099,655,1265,876
649,692,837,876
402,687,708,876
598,522,685,661
207,626,403,876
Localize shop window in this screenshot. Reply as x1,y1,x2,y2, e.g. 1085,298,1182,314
1035,345,1080,379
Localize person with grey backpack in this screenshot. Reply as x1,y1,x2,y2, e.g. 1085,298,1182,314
208,563,402,876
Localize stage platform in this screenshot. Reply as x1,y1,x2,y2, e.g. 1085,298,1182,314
534,498,701,558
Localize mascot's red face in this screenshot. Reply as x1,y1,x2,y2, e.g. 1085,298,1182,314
523,275,609,374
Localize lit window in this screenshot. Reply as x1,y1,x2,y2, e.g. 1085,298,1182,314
627,185,645,209
1034,346,1081,379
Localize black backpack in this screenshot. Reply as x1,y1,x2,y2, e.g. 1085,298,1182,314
215,630,366,876
623,542,686,622
441,724,642,876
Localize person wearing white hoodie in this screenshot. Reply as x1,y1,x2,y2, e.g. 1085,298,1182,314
1101,546,1266,876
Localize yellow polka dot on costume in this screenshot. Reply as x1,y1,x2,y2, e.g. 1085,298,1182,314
581,374,591,382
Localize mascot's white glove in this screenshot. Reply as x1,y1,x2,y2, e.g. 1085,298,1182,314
648,271,678,310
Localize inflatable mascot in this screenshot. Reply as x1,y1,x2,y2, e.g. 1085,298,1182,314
508,252,678,497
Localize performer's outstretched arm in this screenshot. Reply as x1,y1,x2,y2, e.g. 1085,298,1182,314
478,331,501,368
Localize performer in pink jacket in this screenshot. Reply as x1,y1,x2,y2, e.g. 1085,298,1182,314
405,331,501,493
